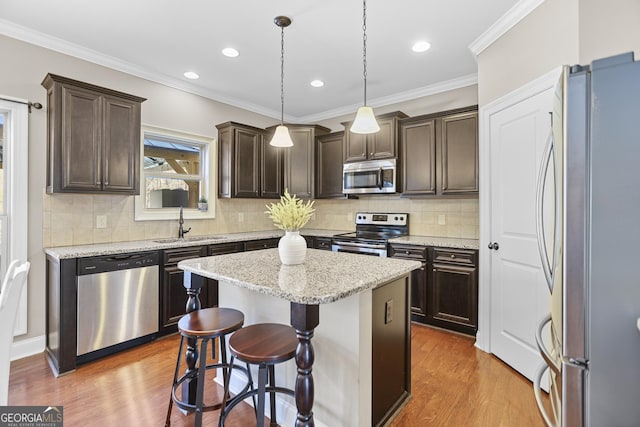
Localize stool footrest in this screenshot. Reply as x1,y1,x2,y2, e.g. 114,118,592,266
171,363,251,413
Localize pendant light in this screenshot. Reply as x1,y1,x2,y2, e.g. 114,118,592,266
350,0,380,134
269,16,294,147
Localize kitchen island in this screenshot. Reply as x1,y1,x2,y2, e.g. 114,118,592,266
179,248,421,427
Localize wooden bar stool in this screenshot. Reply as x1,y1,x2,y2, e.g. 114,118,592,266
218,323,297,427
165,307,253,427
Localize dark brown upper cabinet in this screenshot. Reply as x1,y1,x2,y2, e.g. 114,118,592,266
217,122,282,198
342,111,408,163
42,74,145,194
400,106,478,197
266,124,329,199
315,131,345,199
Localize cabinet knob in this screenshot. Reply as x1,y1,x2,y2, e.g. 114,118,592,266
405,251,410,255
433,269,436,272
450,254,456,259
370,152,374,156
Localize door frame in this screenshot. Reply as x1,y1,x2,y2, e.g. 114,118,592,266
476,67,562,352
0,97,29,336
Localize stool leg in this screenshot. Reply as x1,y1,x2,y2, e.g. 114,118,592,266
220,335,229,400
248,362,257,418
165,335,186,427
194,338,208,427
268,365,277,427
256,363,268,427
218,354,234,427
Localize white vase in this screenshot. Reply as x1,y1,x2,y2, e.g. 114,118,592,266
278,231,307,265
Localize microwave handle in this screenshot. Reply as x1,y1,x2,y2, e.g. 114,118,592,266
377,168,383,189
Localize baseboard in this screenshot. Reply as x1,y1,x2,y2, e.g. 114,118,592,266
11,334,46,361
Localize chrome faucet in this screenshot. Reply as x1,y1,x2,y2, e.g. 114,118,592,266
178,206,191,238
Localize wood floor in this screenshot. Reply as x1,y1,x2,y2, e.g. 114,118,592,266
9,324,545,426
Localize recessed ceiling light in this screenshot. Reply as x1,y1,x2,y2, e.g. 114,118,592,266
310,80,324,88
412,41,431,53
183,71,199,79
222,47,239,58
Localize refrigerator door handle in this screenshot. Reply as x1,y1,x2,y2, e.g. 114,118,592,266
536,128,555,293
533,362,558,427
535,313,561,375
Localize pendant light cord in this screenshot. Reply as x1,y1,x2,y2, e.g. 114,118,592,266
362,0,368,106
280,25,285,126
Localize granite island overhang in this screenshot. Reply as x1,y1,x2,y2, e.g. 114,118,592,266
179,248,422,427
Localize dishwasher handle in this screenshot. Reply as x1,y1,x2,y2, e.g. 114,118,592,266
77,251,160,275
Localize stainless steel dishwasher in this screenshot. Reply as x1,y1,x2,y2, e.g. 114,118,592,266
76,251,159,360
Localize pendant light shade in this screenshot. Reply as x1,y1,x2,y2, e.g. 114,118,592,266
351,0,379,135
351,106,380,134
270,16,294,147
270,124,294,147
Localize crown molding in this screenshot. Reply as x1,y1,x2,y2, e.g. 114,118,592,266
468,0,546,56
299,74,478,123
1,18,476,124
0,19,285,121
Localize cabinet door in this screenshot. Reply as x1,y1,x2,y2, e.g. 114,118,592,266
316,132,344,198
389,244,429,322
61,85,102,192
400,118,436,195
343,132,368,163
369,117,397,160
160,246,207,331
261,135,282,198
102,95,140,193
430,262,478,333
284,128,315,198
217,126,233,198
234,127,260,197
439,111,478,194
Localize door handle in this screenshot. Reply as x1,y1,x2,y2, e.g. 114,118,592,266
487,242,499,250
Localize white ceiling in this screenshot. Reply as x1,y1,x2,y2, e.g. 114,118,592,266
1,0,520,122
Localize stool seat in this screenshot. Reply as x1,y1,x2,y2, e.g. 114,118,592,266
229,323,297,364
178,307,244,337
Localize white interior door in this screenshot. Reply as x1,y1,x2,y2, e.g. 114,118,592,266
481,70,559,382
0,98,29,336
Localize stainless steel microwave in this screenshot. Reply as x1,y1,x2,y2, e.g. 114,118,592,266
342,159,397,194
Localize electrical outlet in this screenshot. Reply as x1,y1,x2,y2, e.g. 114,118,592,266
438,214,446,225
385,300,393,324
96,215,107,229
238,212,244,222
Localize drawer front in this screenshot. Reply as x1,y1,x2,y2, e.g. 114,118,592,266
245,238,280,251
389,244,427,261
163,246,206,265
208,242,244,256
432,248,476,266
314,237,333,251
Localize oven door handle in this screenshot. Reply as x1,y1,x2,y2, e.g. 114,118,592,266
332,240,387,250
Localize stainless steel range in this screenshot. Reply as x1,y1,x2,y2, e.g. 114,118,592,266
332,212,409,257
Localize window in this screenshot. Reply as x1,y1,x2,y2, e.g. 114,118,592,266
134,125,215,220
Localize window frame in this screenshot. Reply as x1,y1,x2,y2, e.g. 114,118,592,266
134,124,215,221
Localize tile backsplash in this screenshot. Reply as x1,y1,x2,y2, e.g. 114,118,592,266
44,193,478,247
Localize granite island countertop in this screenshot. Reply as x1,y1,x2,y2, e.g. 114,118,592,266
390,235,479,250
179,248,422,305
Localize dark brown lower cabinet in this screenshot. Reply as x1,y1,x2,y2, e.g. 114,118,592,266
389,244,428,323
428,248,478,335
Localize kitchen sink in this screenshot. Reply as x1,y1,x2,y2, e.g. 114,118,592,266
152,236,224,244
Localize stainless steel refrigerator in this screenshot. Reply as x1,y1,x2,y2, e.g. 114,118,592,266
533,52,640,426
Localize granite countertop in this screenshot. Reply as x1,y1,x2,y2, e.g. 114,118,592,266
179,248,422,305
44,229,479,260
44,229,347,260
390,235,479,250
